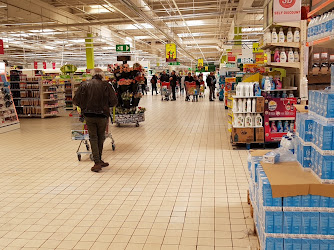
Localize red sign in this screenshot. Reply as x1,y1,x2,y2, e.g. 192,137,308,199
34,62,38,69
0,40,4,55
274,0,301,22
227,52,236,62
52,62,56,69
43,62,47,69
279,0,296,8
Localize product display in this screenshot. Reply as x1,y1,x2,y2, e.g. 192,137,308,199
307,10,334,43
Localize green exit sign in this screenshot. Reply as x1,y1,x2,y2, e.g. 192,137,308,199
116,44,130,52
169,62,180,65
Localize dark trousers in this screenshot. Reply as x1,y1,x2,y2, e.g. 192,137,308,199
85,116,108,164
152,84,158,95
141,85,147,95
172,85,176,100
209,86,215,100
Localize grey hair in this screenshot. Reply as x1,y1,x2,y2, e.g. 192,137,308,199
91,68,105,79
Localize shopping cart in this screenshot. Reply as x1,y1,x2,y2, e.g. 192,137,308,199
185,81,197,101
70,110,115,161
161,81,171,101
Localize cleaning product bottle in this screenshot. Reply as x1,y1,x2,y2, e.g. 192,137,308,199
252,98,256,113
245,113,253,127
279,28,285,43
236,84,241,96
247,98,252,112
254,82,261,96
277,120,283,132
266,49,271,63
288,48,295,62
294,28,300,42
274,48,280,62
233,99,238,112
237,114,245,127
272,28,278,43
242,98,247,112
264,76,271,91
249,82,254,97
294,50,299,62
239,83,245,97
280,48,287,63
290,121,295,132
238,99,243,112
255,114,263,127
284,120,289,132
287,27,293,42
244,83,250,97
282,90,288,98
271,121,278,132
276,76,282,89
270,76,275,90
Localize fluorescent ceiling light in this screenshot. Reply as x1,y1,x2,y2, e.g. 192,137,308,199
121,23,153,30
185,20,204,26
68,39,86,43
9,33,29,37
88,4,114,13
241,27,263,32
134,36,151,40
177,33,204,38
44,45,55,50
29,29,55,33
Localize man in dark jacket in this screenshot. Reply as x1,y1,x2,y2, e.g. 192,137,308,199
151,75,158,95
160,71,169,82
184,72,194,101
169,70,177,101
206,71,216,101
73,68,118,172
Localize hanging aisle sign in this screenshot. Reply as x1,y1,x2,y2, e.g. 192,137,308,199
0,40,4,55
198,58,204,67
273,0,301,22
166,43,177,62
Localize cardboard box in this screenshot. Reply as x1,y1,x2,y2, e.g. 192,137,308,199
232,128,254,143
255,127,264,143
256,97,265,113
261,161,334,198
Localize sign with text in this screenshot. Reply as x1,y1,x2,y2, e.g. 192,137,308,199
0,40,4,54
52,62,56,69
198,58,204,67
253,42,264,53
116,44,130,52
227,52,236,62
34,62,38,69
273,0,301,22
166,43,177,62
43,62,47,69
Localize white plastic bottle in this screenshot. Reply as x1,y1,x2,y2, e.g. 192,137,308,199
264,76,271,91
255,114,263,127
252,98,256,113
294,50,300,62
272,28,278,43
279,28,285,43
245,113,253,127
288,48,294,62
242,99,247,112
238,99,243,113
237,114,245,127
233,99,238,112
331,10,334,35
293,28,300,42
236,84,240,96
287,27,293,42
247,99,252,113
249,83,254,97
239,83,245,97
244,83,250,97
280,48,287,63
266,49,271,63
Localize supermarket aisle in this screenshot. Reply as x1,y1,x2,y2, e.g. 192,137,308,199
0,95,258,250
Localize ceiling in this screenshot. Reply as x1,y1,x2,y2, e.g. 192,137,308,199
0,0,265,67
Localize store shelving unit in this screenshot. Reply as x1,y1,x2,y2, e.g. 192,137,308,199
260,42,300,50
307,0,334,18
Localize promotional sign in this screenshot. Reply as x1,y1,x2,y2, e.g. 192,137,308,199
253,42,263,53
116,44,130,52
166,43,177,62
198,58,204,67
0,39,4,54
34,62,38,69
43,62,47,69
255,53,265,64
273,0,301,22
52,62,56,69
227,52,236,62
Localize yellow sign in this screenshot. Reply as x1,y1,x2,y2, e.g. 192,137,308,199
198,58,204,67
166,43,177,62
205,66,208,71
253,42,263,53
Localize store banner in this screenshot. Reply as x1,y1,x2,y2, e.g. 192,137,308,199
43,62,47,69
0,40,4,54
273,0,301,22
34,62,38,69
52,62,56,69
165,43,177,62
227,52,236,62
198,58,204,67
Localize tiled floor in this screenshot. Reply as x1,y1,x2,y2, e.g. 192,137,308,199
0,92,258,249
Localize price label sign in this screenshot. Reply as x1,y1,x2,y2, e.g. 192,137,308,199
273,0,301,22
253,43,263,53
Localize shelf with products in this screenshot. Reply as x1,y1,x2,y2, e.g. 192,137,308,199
260,42,300,50
307,0,334,18
265,62,301,69
307,35,334,49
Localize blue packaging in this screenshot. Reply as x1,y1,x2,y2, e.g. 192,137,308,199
302,195,311,207
293,196,302,207
330,197,334,208
293,239,302,250
329,213,334,235
284,238,293,250
319,122,333,150
292,212,302,234
321,156,332,179
309,212,320,234
263,180,273,206
274,211,283,233
305,118,314,142
320,196,330,207
283,211,293,234
303,145,312,168
265,211,274,233
272,196,282,207
320,212,329,235
284,197,294,207
311,195,321,208
302,212,311,234
325,92,334,118
275,238,283,250
266,237,274,250
320,239,333,250
302,239,320,250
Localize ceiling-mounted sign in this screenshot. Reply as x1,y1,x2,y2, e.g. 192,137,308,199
0,40,4,55
116,44,130,52
198,58,204,67
166,43,177,62
34,62,38,69
273,0,301,22
43,62,47,69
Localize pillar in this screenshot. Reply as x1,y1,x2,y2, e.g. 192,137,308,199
85,33,94,70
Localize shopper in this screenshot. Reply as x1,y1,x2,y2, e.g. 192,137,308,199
169,70,177,101
184,72,194,101
151,74,158,95
180,75,185,95
194,75,200,102
73,68,118,173
160,71,169,83
206,71,216,101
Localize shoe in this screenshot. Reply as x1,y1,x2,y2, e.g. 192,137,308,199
171,99,176,101
100,161,109,168
210,99,214,101
91,164,102,172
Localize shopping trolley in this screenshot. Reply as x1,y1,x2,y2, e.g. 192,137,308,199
185,81,197,101
70,109,115,161
161,81,171,101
